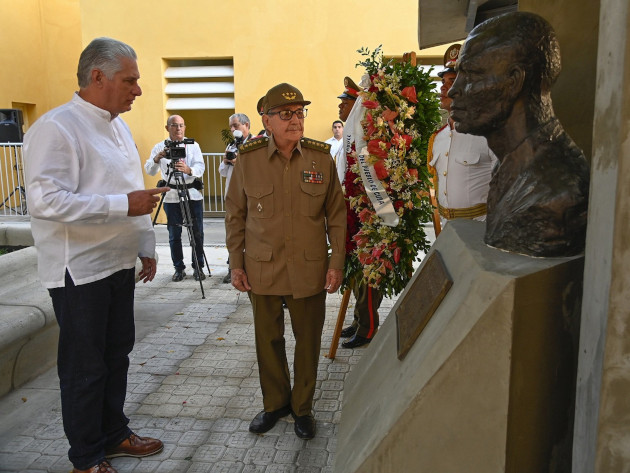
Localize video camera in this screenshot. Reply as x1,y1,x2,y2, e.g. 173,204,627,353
164,138,195,160
225,130,245,161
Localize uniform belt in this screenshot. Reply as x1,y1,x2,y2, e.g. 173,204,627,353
438,202,487,219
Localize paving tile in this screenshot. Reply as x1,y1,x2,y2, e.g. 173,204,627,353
0,242,405,473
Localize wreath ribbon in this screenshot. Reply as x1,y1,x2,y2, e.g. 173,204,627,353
357,149,399,227
344,87,399,228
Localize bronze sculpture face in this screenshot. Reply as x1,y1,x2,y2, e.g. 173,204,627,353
448,12,589,257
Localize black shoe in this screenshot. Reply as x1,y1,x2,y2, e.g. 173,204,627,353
340,325,357,338
249,406,291,434
193,269,206,281
172,270,186,282
292,412,316,440
342,334,372,349
222,270,231,284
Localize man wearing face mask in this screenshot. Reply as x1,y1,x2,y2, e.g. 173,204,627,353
219,113,252,283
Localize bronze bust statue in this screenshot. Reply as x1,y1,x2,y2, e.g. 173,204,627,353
448,12,590,257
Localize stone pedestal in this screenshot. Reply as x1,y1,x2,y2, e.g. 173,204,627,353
335,220,583,473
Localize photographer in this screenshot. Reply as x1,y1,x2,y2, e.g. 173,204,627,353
219,113,252,283
145,115,206,282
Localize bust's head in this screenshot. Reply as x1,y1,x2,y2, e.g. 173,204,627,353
448,12,561,137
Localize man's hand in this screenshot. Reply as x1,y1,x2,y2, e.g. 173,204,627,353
153,150,166,163
138,256,157,283
231,268,251,292
127,187,170,216
324,268,343,294
223,157,235,165
174,160,192,175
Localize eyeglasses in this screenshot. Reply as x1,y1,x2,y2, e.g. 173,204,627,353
267,109,308,120
168,123,185,128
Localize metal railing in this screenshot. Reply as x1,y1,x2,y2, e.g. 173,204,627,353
202,152,227,217
0,145,228,218
0,143,27,217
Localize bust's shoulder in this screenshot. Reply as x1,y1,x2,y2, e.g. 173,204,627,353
301,137,331,154
239,136,269,154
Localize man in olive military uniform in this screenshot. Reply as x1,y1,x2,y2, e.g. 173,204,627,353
225,83,347,440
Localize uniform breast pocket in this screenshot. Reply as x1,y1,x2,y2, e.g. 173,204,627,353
299,182,327,217
245,185,274,218
453,152,481,166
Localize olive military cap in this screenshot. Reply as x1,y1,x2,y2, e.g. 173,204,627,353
263,83,311,114
337,76,360,100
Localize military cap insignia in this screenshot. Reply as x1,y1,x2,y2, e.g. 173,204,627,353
301,137,331,154
444,44,461,68
282,92,297,100
239,136,269,153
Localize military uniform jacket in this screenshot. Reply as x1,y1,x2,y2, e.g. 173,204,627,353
225,135,347,299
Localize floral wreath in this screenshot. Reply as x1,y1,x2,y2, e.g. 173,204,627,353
343,46,441,297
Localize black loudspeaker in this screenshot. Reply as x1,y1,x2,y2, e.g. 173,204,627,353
0,109,24,143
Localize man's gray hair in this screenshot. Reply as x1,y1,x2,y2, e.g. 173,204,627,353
77,37,137,88
230,113,250,127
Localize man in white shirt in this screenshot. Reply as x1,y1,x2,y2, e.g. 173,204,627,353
428,44,497,228
218,113,252,283
145,115,207,282
325,120,345,183
23,37,165,473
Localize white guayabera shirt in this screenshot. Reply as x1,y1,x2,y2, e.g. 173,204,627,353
23,93,155,288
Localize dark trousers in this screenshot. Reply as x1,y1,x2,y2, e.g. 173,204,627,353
49,269,135,470
249,291,326,416
164,199,204,271
351,282,383,338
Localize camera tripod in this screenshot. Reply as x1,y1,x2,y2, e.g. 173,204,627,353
153,162,210,298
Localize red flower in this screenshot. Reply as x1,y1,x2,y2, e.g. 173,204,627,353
373,160,389,180
392,133,413,150
393,247,402,264
362,100,379,109
408,168,418,179
367,139,391,159
353,232,369,246
401,86,418,103
382,108,399,122
365,113,377,137
358,252,374,265
358,208,373,223
394,200,404,210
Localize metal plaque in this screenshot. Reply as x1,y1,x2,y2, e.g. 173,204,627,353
396,250,452,360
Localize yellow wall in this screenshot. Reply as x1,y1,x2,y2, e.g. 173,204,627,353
2,0,447,187
77,0,446,159
0,0,81,128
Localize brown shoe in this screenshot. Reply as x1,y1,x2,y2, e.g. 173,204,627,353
72,459,118,472
105,432,163,458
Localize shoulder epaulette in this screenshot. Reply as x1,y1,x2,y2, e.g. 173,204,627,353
434,123,448,135
301,137,331,154
239,136,269,153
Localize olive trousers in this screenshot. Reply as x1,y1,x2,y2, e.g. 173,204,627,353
249,290,326,416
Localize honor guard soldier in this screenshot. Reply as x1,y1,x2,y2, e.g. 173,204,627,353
427,44,497,231
335,75,385,350
225,83,346,440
